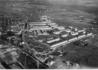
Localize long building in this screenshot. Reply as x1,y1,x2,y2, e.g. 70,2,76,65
51,33,93,49
50,33,93,50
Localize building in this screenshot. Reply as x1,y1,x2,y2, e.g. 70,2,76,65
50,32,93,50
47,38,60,44
29,26,52,36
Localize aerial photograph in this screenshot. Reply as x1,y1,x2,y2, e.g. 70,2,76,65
0,0,98,69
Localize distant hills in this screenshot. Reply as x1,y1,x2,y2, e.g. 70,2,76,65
48,0,98,7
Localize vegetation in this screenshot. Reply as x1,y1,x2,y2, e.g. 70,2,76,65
0,0,49,21
0,0,49,32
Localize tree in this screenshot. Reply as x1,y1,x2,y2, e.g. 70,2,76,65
0,15,12,33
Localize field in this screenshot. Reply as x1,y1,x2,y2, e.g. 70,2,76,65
46,1,98,68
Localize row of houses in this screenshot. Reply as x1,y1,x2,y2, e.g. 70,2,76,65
50,33,93,50
25,16,94,51
37,25,93,50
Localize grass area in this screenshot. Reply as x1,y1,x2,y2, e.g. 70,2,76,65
46,3,98,68
46,5,95,29
0,0,50,22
